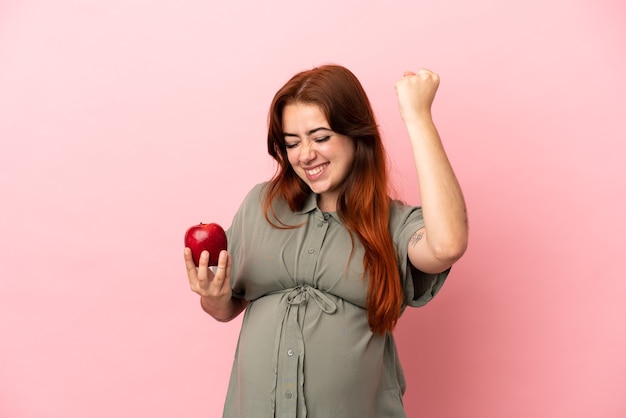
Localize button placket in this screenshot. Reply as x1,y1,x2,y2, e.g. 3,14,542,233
275,302,301,415
273,210,333,415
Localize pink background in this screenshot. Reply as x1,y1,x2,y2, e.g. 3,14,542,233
1,0,625,417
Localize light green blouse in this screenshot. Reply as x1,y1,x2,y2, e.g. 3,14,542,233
223,182,449,418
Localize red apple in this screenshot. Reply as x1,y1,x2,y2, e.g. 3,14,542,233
184,222,228,267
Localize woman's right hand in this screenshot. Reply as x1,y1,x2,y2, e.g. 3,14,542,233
185,248,234,317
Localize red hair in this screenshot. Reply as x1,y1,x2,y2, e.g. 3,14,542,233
264,65,402,334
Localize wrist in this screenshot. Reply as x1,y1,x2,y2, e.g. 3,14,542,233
200,295,246,322
403,111,435,129
405,117,438,141
200,295,232,320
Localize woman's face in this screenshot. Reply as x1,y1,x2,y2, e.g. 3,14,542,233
282,102,355,212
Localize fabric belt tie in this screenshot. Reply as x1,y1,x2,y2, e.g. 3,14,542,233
285,285,338,314
270,285,337,417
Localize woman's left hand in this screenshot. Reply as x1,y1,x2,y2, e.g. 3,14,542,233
394,69,440,124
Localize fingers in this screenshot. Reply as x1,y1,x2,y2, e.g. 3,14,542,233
185,248,213,293
395,68,440,97
394,68,441,122
417,68,434,76
212,250,231,290
185,247,231,296
184,247,198,277
225,252,232,281
399,68,438,82
419,69,440,87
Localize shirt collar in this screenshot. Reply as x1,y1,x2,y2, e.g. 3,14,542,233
294,192,341,222
295,192,318,215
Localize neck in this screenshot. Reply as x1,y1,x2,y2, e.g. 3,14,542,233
317,194,337,212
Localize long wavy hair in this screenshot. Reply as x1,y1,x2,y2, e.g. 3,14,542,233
263,64,402,335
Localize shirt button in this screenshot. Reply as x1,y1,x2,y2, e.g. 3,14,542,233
308,248,315,254
287,349,294,356
317,222,324,227
324,213,330,220
285,391,293,399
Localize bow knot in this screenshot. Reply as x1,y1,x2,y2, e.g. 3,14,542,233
286,285,337,314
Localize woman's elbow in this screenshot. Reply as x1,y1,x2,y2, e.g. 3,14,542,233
430,235,468,265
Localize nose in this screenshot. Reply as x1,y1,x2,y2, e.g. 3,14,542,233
299,140,316,165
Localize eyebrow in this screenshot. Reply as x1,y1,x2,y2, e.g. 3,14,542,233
283,127,332,138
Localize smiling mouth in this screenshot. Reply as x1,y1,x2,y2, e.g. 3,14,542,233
305,163,328,177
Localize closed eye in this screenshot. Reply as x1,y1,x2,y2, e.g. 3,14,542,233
283,129,333,150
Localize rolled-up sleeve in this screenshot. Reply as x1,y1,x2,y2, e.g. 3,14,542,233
390,202,451,308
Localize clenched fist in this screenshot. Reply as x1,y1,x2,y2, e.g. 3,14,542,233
395,68,440,124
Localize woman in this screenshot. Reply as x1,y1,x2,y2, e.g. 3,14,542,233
184,64,468,417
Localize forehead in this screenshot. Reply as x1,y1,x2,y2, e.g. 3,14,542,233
282,102,329,132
